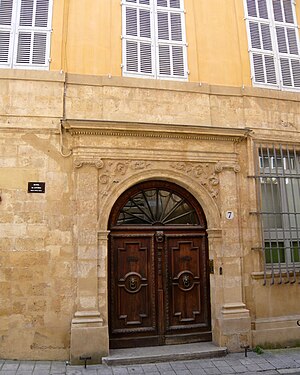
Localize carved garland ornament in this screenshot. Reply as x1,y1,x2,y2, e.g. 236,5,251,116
170,162,220,199
98,160,151,187
74,156,240,201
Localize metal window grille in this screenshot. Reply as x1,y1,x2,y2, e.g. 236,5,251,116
255,144,300,285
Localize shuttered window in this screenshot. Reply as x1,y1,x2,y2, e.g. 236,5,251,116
122,0,188,80
244,0,300,90
0,0,53,69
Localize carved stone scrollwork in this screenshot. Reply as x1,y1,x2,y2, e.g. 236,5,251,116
233,164,241,173
214,161,241,174
170,162,220,199
214,162,223,173
99,160,151,186
74,157,104,169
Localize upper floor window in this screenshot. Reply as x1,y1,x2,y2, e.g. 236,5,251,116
122,0,188,80
244,0,300,90
0,0,53,69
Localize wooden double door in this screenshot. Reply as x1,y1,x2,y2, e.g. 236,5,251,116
108,181,211,348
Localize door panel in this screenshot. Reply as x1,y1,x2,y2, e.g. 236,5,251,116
165,234,211,340
109,230,211,348
109,234,157,347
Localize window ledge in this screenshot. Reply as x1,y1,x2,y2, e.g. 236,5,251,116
251,271,300,280
0,68,65,82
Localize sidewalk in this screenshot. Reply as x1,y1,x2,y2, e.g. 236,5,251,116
1,348,300,375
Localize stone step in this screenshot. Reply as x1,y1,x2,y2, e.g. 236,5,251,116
102,342,228,366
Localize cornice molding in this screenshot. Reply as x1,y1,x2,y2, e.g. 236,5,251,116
62,119,251,143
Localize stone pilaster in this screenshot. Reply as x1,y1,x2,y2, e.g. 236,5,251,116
70,164,108,364
213,164,251,351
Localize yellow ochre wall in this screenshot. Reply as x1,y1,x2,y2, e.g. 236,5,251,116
49,0,300,87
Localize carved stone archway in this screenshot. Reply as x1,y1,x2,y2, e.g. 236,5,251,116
66,120,251,363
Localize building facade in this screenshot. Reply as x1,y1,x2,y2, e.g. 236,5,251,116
0,0,300,363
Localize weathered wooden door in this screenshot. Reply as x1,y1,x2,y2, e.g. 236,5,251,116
109,181,211,348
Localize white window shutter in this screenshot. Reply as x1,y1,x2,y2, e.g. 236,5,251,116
122,0,187,80
0,0,14,66
156,0,187,79
272,0,300,88
122,1,154,77
14,0,52,69
245,0,279,87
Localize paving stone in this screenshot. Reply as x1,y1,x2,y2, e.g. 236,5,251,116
211,360,228,368
19,363,35,369
170,363,188,370
213,367,234,374
0,371,18,375
156,363,173,371
250,357,270,364
230,365,248,373
197,361,214,369
65,369,83,375
126,366,144,373
170,370,191,375
202,368,220,375
188,369,206,375
224,360,242,367
2,364,20,371
16,372,33,375
34,364,51,370
258,362,276,370
156,371,176,375
81,370,97,375
51,363,66,368
245,364,263,372
111,368,128,375
183,361,202,370
96,366,113,375
33,370,55,375
141,364,158,372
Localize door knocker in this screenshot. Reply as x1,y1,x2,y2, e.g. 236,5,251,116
183,274,191,289
129,276,138,291
155,231,164,243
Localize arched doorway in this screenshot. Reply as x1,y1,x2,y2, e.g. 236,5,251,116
108,180,211,348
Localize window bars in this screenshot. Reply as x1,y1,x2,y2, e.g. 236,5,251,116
255,144,300,285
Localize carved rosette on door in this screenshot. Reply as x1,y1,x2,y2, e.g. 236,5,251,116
176,270,195,291
123,272,144,293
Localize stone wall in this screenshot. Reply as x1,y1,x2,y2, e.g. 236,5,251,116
0,70,299,360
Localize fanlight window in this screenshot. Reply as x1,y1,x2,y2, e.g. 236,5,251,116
116,188,199,225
